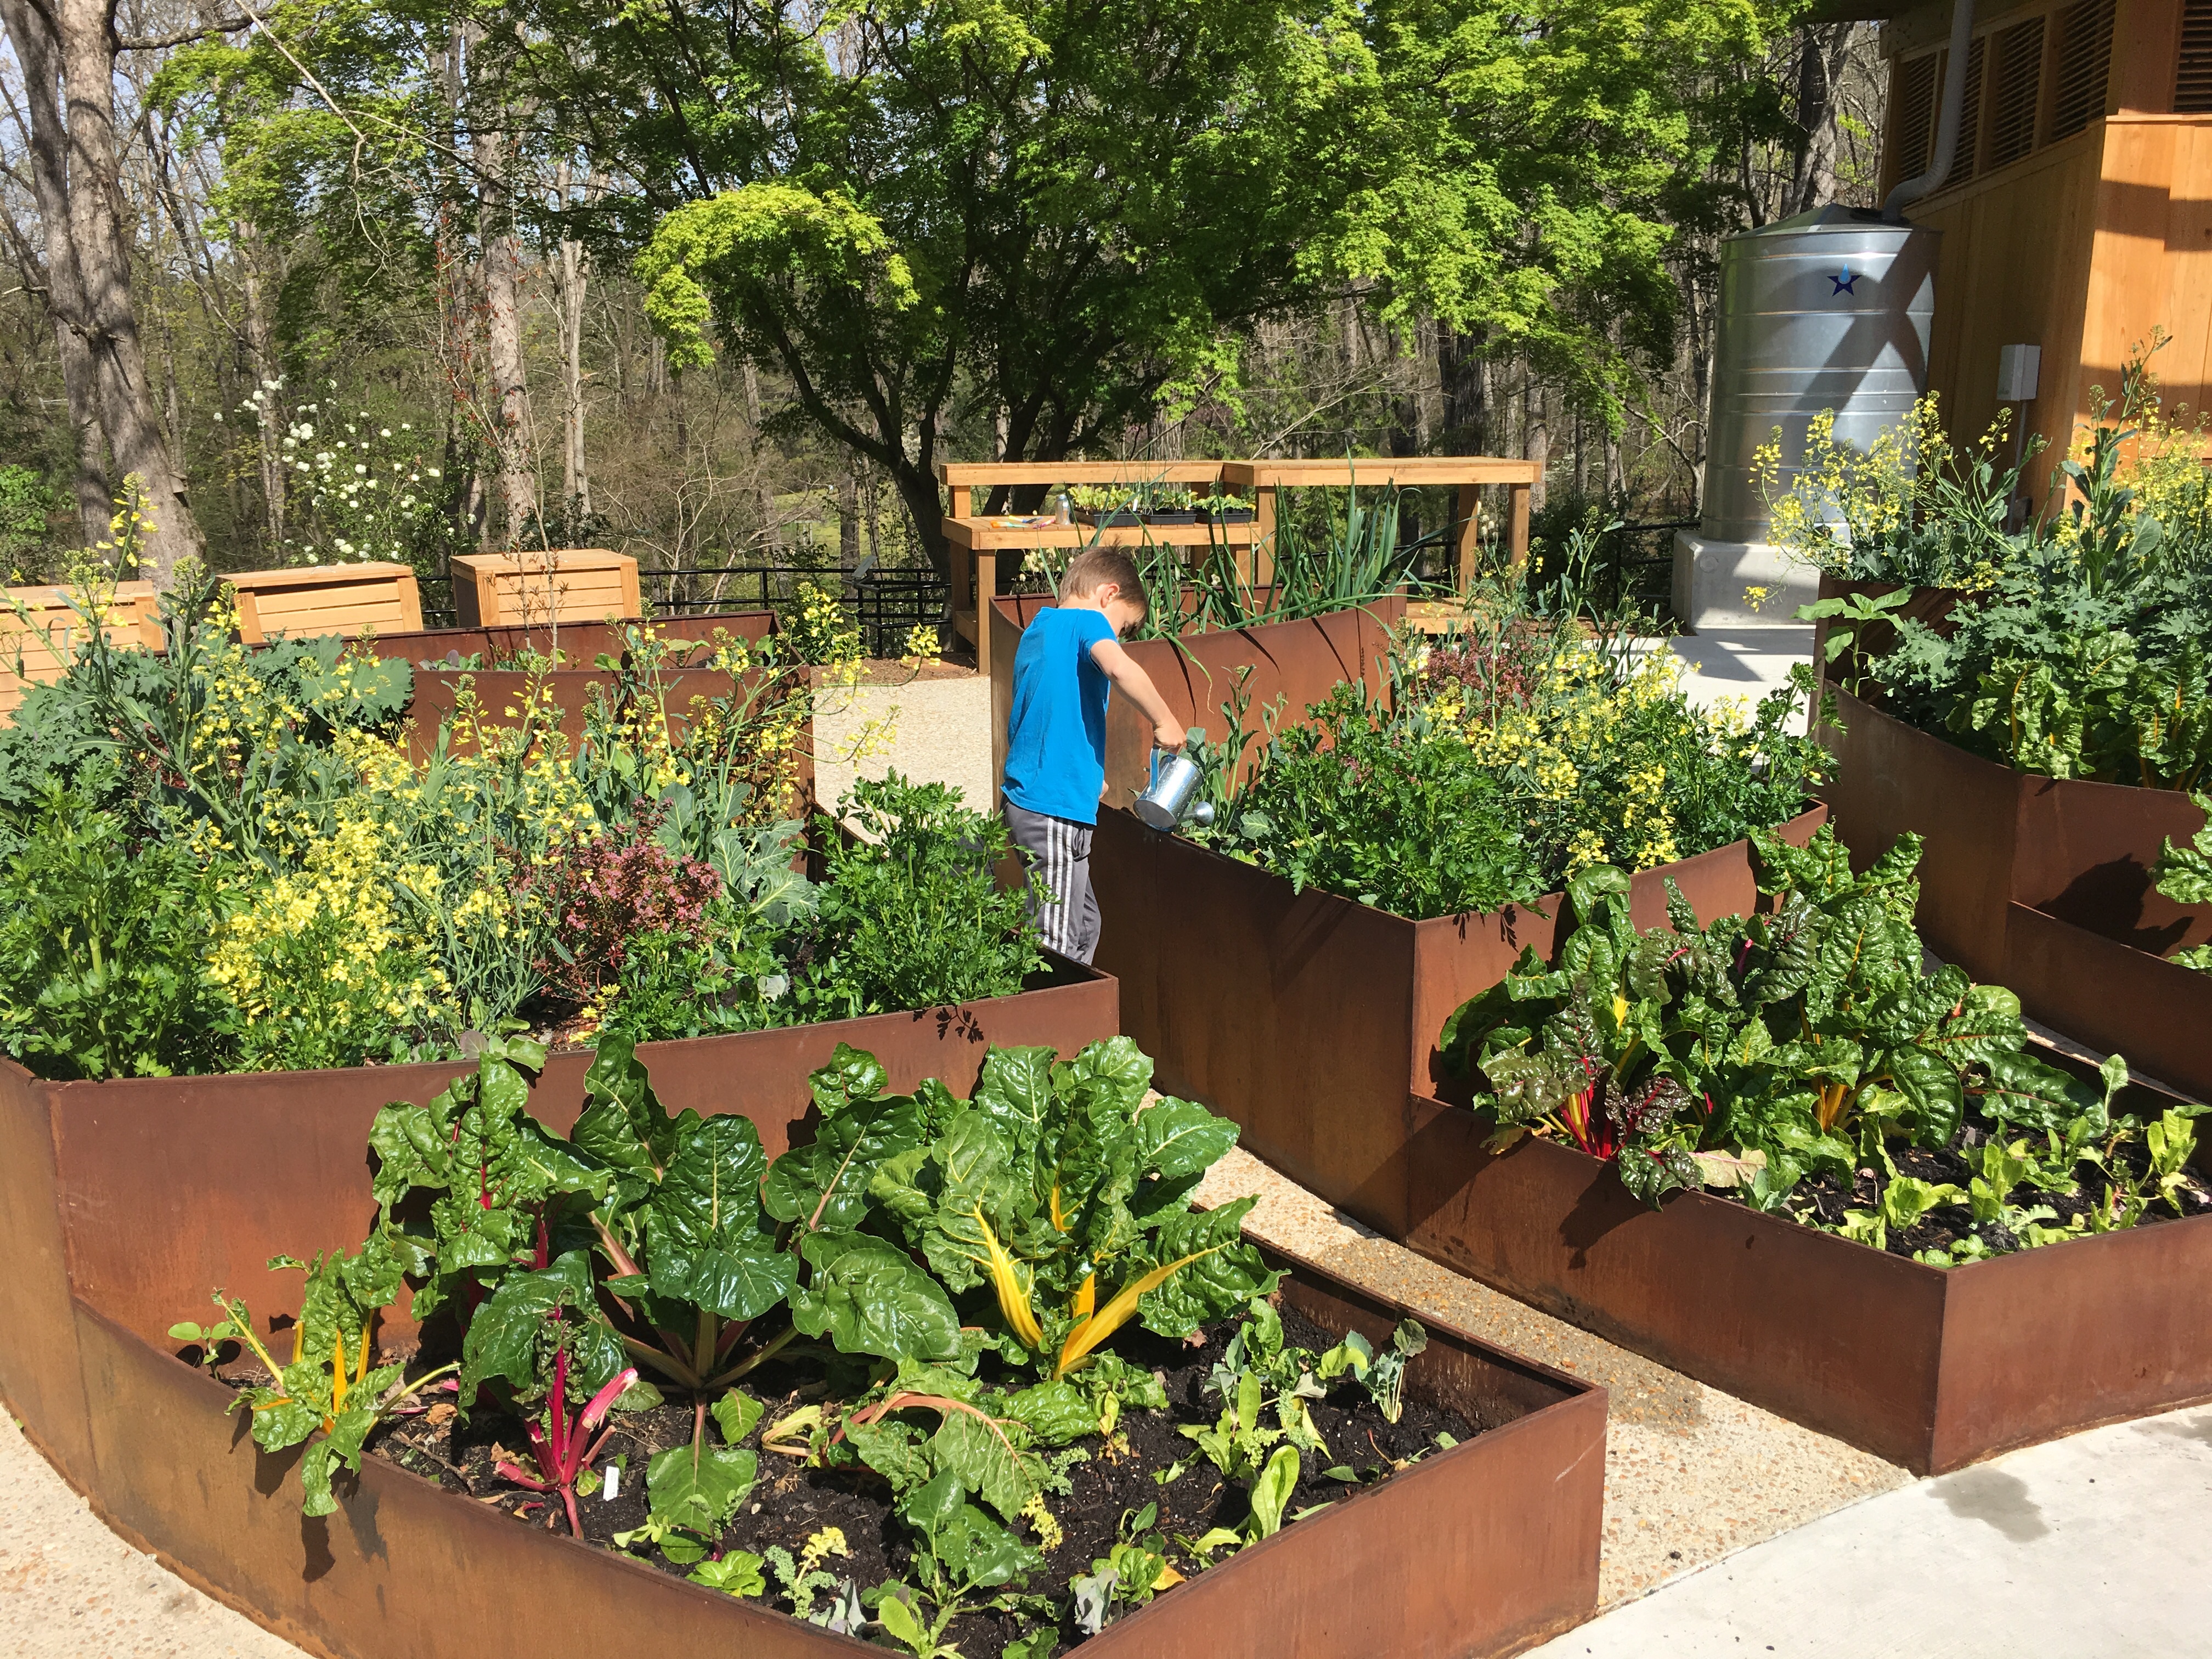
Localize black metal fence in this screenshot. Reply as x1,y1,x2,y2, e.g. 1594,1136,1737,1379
417,560,951,661
1595,517,1692,626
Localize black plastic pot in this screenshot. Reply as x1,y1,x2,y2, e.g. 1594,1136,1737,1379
1074,509,1142,527
1143,510,1199,526
1201,507,1257,523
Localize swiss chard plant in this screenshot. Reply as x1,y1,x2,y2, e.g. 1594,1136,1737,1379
2152,795,2212,972
1438,825,2207,1255
208,1238,456,1515
761,1040,1277,1532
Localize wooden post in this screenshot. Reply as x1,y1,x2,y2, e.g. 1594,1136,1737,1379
1507,483,1532,571
975,551,997,678
1453,483,1483,592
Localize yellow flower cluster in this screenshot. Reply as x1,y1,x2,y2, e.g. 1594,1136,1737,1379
791,580,865,668
1453,649,1689,873
207,812,446,1051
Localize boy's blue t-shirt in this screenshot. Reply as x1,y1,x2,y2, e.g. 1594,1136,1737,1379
1002,605,1119,825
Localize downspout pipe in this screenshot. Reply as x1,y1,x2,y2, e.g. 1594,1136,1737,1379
1882,0,1977,221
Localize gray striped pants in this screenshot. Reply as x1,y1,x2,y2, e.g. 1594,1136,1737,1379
1002,801,1101,964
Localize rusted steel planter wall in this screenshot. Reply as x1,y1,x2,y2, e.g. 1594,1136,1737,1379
1091,804,1829,1235
0,976,1605,1659
1400,1095,2212,1472
988,595,1405,808
403,665,764,764
2001,904,2212,1099
378,609,776,666
1824,692,2212,1089
0,961,1114,1398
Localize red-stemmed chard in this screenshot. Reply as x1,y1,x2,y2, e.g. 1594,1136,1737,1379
494,1348,637,1537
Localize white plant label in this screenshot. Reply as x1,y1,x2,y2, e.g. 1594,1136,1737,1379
602,1464,619,1502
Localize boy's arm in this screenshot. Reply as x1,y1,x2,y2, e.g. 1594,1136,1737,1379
1091,637,1186,751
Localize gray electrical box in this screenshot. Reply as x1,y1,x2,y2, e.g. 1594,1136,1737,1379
1997,343,2041,403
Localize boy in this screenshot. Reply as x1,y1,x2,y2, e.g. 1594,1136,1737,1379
1001,546,1185,964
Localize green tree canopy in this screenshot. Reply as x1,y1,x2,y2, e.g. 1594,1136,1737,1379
520,0,1798,570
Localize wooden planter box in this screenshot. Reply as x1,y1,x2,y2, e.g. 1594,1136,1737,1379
1824,689,2211,990
987,594,1404,808
0,958,1607,1659
1090,804,1830,1236
452,550,642,628
0,581,162,716
225,563,424,642
1400,1088,2212,1473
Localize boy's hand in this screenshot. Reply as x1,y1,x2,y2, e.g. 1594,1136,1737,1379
1153,720,1187,753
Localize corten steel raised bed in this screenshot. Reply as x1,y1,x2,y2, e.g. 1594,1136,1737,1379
988,594,1405,807
1089,803,1830,1236
1823,690,2211,985
1399,1080,2212,1474
402,664,771,765
377,608,777,666
2001,901,2212,1101
0,1024,1605,1659
0,957,1114,1381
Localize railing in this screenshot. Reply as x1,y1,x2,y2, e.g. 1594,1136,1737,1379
416,561,949,661
1596,518,1692,627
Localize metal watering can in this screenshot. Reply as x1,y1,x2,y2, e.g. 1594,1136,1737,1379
1133,749,1215,831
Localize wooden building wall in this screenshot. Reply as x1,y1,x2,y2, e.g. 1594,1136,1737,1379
1880,0,2212,503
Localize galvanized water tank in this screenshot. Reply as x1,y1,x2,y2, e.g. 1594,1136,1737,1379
1701,205,1939,545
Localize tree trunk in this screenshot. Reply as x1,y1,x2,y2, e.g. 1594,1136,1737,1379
839,469,860,567
1786,24,1854,218
31,0,203,583
552,163,591,522
238,225,287,555
1,0,112,550
474,118,534,543
1525,381,1550,515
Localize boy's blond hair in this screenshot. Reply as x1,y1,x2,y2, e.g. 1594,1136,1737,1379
1059,546,1146,612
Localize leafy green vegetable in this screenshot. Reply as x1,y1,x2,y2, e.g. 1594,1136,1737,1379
210,1240,455,1516
1437,825,2200,1259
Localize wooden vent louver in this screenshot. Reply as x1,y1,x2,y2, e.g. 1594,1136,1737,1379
2180,0,2212,112
1988,18,2046,169
1893,50,1943,184
2047,0,2115,139
1955,36,1987,180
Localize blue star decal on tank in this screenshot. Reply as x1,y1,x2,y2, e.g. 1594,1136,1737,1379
1830,265,1860,295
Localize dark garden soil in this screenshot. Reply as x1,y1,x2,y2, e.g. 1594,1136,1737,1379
242,1304,1471,1653
1714,1115,2212,1259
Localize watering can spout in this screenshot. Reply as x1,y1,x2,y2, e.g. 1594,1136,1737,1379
1133,749,1211,831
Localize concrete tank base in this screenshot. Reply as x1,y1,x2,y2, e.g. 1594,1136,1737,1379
1672,530,1819,633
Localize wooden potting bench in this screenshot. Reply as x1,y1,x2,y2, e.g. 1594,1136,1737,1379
939,456,1538,674
224,562,424,642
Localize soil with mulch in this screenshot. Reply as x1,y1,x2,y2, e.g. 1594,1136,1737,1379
1716,1116,2212,1259
307,1304,1472,1652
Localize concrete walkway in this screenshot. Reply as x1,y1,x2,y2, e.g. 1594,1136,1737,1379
1527,1402,2212,1657
0,1412,300,1659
